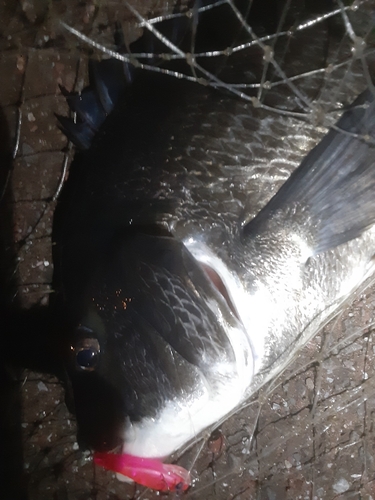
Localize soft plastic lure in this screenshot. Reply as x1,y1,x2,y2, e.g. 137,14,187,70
93,452,191,492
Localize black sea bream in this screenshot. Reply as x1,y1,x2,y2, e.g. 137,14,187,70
28,0,375,495
52,0,375,490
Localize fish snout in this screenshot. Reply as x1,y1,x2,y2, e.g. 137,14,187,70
70,372,126,453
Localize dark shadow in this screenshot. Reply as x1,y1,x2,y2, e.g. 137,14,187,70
0,105,28,499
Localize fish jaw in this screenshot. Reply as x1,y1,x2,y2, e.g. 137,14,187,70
93,452,191,492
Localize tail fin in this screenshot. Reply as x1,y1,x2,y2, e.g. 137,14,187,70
243,89,375,256
57,3,196,150
56,59,129,150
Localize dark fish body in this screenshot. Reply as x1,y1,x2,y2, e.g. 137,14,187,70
54,57,255,457
53,0,375,469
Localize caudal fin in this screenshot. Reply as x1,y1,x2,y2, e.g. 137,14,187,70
56,59,129,150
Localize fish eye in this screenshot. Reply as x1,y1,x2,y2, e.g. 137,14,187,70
73,338,101,372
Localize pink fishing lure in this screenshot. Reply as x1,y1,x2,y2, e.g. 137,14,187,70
93,452,191,492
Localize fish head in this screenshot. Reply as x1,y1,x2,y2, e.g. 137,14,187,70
64,231,253,458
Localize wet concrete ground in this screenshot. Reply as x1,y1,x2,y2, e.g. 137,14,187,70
1,0,375,499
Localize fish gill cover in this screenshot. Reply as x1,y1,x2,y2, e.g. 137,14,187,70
1,0,375,499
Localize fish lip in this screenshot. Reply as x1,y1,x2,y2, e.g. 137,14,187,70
70,368,129,453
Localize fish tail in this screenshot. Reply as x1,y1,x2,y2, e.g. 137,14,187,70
243,89,375,256
56,57,131,150
56,2,199,150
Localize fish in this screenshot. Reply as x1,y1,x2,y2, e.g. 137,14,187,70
50,0,375,495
